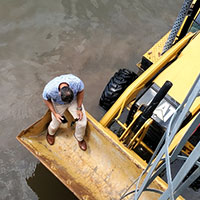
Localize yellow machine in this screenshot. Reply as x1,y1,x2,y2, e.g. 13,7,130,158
17,1,200,199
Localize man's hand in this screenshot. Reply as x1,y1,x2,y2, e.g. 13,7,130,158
43,100,63,123
54,113,63,123
77,90,84,121
77,110,83,120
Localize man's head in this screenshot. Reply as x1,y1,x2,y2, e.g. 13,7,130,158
60,86,74,104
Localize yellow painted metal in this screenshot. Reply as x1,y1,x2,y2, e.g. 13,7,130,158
176,0,199,38
115,119,127,130
154,32,200,111
100,32,195,127
137,32,170,69
17,110,186,200
137,0,198,71
191,103,200,117
115,99,126,121
155,114,199,169
168,114,199,156
127,118,152,149
130,118,154,150
101,84,144,128
182,141,195,156
119,110,142,142
16,5,200,199
137,141,154,155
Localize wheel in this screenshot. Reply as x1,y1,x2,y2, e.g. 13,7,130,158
99,68,138,110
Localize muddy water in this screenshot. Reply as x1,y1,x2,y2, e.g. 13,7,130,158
1,0,196,200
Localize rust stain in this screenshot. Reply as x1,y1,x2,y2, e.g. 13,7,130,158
19,138,96,200
40,156,96,200
17,111,184,200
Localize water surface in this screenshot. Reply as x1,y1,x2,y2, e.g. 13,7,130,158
1,0,198,199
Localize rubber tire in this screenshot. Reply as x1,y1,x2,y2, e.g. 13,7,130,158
99,68,138,111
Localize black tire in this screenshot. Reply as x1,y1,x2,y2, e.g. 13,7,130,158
99,68,138,110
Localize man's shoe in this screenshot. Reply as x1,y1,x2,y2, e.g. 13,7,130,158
78,140,87,151
46,132,55,145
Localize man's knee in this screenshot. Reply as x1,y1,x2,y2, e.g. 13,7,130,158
76,118,87,129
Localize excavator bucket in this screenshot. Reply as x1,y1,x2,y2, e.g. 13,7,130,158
17,110,184,200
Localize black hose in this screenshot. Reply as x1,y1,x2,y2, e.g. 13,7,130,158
132,81,173,133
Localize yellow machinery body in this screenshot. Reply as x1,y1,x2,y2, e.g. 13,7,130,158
17,110,184,200
17,2,200,199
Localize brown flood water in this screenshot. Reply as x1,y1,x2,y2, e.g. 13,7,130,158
1,0,199,199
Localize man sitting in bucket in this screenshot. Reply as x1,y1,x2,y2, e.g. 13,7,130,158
42,74,87,151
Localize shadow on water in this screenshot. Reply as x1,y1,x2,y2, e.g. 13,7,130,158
26,163,78,200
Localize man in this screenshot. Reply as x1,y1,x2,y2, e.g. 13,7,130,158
42,74,87,151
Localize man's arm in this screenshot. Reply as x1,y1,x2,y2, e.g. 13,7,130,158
76,90,84,120
43,99,63,123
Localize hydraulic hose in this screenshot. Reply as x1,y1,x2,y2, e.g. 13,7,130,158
162,0,193,54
